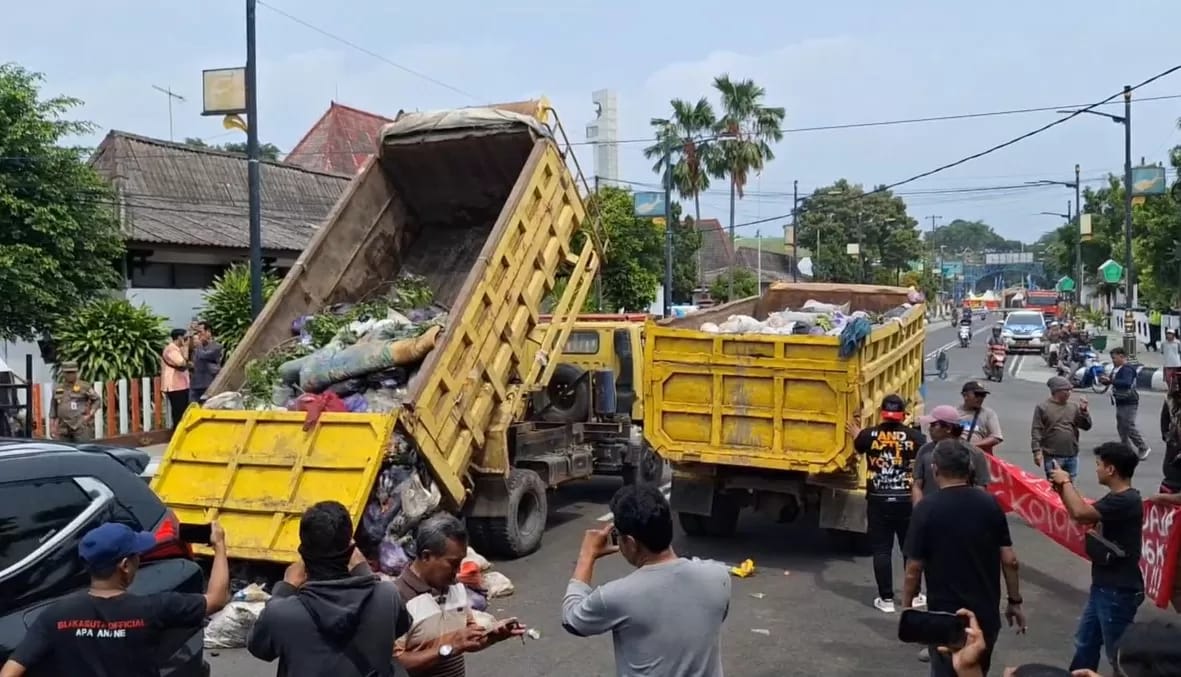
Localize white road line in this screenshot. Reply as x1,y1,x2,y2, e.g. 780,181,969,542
925,326,993,362
597,482,672,522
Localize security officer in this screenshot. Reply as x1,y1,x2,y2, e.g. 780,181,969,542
50,361,99,441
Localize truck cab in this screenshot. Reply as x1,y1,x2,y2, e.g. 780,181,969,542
533,315,661,485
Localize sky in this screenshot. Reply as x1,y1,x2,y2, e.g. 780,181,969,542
8,0,1181,245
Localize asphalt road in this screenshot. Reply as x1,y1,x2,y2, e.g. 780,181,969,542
205,316,1176,677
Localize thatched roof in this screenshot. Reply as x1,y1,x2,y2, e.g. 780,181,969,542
91,132,350,252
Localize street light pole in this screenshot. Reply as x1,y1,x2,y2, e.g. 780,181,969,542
1121,85,1136,357
1074,164,1082,306
245,0,263,318
791,179,799,282
663,145,673,317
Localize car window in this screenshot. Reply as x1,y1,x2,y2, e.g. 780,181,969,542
1005,313,1044,328
0,478,92,573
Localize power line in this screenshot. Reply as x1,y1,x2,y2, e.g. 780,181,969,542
256,1,480,101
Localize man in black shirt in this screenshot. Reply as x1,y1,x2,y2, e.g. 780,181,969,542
851,394,926,614
1049,441,1144,672
0,520,230,677
902,439,1025,677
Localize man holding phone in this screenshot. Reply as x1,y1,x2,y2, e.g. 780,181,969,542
902,439,1025,676
1031,376,1093,482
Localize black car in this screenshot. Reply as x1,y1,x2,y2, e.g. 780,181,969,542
0,439,208,676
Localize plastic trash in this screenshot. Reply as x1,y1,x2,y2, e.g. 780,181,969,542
202,391,245,410
378,538,411,575
729,559,756,578
483,571,515,598
205,595,269,648
464,547,491,572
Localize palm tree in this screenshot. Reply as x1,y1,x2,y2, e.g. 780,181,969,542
711,75,785,298
643,98,718,287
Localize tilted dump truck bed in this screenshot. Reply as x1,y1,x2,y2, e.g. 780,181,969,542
152,108,601,562
643,282,926,476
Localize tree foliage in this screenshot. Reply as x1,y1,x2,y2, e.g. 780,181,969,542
709,268,758,303
199,263,281,355
52,298,168,382
0,64,125,340
184,137,282,161
793,180,924,283
925,219,1022,254
643,98,718,223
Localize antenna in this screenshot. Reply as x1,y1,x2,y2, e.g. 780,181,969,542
151,85,187,141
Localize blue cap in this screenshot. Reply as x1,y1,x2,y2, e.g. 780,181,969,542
78,523,157,570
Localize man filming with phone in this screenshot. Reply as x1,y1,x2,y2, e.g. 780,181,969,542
902,439,1026,676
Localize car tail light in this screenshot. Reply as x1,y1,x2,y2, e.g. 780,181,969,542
141,509,194,562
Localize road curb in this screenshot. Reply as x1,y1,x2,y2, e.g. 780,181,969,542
1134,366,1171,392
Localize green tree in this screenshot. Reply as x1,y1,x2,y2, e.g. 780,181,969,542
200,263,281,355
924,219,1021,253
184,137,282,161
709,268,758,303
0,64,125,341
643,98,718,227
711,76,785,295
671,212,703,302
793,180,922,283
590,187,662,311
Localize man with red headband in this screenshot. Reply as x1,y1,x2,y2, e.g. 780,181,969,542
850,394,927,614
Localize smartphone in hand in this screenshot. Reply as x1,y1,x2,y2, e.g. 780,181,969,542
897,609,968,648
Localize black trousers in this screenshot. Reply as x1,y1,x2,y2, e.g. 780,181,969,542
867,498,913,600
165,389,189,428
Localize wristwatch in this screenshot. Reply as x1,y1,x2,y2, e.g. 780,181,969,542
1008,596,1023,605
438,644,454,658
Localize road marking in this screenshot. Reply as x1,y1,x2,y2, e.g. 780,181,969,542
597,482,672,522
925,326,994,362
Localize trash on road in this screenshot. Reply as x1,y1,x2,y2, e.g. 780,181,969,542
729,559,756,578
204,583,270,649
750,628,771,636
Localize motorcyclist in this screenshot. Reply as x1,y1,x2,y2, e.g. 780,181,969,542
984,321,1005,370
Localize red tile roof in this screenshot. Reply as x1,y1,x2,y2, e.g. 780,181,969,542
285,102,393,175
697,218,734,273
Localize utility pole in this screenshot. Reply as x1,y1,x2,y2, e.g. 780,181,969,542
791,179,799,283
927,215,942,293
856,209,864,283
756,229,763,287
663,146,673,316
150,85,186,141
246,0,264,318
1121,85,1135,357
1074,164,1082,306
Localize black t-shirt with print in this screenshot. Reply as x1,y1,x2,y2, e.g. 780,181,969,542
1092,488,1144,591
11,590,206,677
854,423,925,501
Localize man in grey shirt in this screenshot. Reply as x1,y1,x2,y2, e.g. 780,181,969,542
958,381,1004,455
190,321,223,403
562,484,730,677
914,405,992,500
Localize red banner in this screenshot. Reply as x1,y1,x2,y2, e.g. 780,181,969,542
984,454,1181,609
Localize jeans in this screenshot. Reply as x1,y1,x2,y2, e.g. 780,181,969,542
1043,454,1078,482
866,499,912,600
1115,404,1147,454
1068,585,1144,671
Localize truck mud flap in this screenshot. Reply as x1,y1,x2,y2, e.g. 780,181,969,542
817,487,868,533
669,474,715,516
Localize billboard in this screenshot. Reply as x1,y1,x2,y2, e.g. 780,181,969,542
633,192,666,218
940,261,963,278
1132,166,1167,196
984,252,1034,265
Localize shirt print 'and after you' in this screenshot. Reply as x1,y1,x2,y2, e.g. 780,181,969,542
854,425,924,500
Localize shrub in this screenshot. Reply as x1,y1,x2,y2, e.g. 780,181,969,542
200,263,280,354
52,298,168,382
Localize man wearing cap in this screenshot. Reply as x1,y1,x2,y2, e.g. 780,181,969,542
850,394,927,614
1031,376,1093,481
914,405,993,502
958,381,1004,455
0,521,230,677
49,361,99,442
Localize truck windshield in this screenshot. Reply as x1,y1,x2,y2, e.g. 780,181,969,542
1026,295,1057,307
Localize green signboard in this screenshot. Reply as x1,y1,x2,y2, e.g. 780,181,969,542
1055,276,1076,292
1098,259,1123,284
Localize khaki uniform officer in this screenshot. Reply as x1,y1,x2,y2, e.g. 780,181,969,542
50,361,99,442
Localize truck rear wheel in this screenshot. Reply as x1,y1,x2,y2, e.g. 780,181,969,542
539,364,591,423
623,444,664,486
677,493,739,538
471,468,548,558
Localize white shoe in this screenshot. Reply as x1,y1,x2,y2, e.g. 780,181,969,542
873,597,896,613
917,647,930,662
1139,447,1152,461
913,593,928,608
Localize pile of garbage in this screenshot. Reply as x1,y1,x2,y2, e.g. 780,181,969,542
699,297,920,337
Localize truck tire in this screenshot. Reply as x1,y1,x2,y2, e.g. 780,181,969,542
472,468,548,558
623,444,664,486
540,364,591,423
677,493,739,538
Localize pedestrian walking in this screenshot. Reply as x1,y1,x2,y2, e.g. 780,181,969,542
1162,328,1181,389
902,439,1026,677
395,513,524,677
849,394,926,614
1104,347,1151,460
958,381,1004,455
1049,441,1144,672
0,521,230,677
49,361,98,442
913,405,993,503
248,501,412,677
1031,376,1093,481
189,321,222,404
161,329,191,428
562,484,730,677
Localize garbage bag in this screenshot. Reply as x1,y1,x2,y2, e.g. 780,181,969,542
387,475,441,537
204,600,267,649
343,393,369,412
379,538,411,575
202,391,245,410
299,326,441,393
464,547,491,572
457,560,483,589
467,589,488,612
363,387,409,413
483,571,515,598
327,377,366,398
292,392,348,431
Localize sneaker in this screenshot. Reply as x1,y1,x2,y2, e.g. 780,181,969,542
917,647,930,662
873,597,896,613
1139,447,1152,461
913,593,928,608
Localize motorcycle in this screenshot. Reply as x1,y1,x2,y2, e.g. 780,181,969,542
1067,348,1110,393
984,342,1008,382
958,325,971,348
1045,340,1060,367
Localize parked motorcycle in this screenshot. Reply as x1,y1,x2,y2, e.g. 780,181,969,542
959,325,971,348
984,342,1008,382
1066,348,1110,393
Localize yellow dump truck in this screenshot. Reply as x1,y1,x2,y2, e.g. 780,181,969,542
642,282,925,549
151,107,603,561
